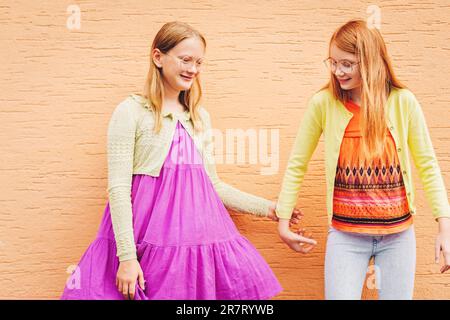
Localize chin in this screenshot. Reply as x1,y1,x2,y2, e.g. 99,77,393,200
177,81,194,91
340,83,358,91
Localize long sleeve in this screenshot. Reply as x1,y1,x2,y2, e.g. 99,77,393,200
201,109,273,217
407,93,450,220
106,99,138,262
275,95,323,219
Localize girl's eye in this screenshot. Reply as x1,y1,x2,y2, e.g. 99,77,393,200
182,57,192,63
342,61,352,68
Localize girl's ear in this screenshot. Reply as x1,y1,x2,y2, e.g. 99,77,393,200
152,48,163,68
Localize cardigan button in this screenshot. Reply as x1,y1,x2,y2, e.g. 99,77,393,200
389,126,394,131
397,148,401,152
402,170,407,175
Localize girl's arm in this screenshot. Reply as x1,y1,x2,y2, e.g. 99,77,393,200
106,98,138,262
275,95,323,252
407,92,450,272
407,92,450,220
275,95,324,223
200,108,273,217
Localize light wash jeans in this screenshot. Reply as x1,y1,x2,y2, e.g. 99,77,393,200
324,224,416,300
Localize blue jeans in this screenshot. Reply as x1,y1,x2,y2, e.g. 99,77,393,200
324,224,416,300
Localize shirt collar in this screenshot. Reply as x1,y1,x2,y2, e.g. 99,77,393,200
162,108,191,121
130,94,191,121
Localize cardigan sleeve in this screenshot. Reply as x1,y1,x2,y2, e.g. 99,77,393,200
106,98,138,262
407,92,450,220
275,94,324,220
200,108,273,217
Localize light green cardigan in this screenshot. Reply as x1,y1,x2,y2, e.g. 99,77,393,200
275,88,450,223
107,94,272,261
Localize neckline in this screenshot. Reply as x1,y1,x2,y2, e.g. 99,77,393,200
344,100,360,113
130,94,191,120
347,99,360,108
162,108,189,116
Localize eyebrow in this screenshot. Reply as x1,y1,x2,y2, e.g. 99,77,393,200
330,57,357,63
177,54,204,60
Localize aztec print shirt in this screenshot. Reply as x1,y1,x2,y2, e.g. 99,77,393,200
332,100,413,234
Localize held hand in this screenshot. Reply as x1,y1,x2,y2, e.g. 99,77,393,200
278,221,317,254
116,258,146,300
267,202,304,227
435,217,450,273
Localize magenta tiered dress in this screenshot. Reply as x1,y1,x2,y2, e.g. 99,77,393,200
61,120,283,300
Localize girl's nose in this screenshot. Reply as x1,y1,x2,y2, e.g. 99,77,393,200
186,63,198,74
333,68,344,77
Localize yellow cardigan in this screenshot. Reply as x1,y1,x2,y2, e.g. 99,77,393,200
275,88,450,223
107,94,272,261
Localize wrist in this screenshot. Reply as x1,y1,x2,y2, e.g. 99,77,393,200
266,201,276,215
119,251,138,262
278,218,290,233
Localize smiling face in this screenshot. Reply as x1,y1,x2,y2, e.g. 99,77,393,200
153,36,205,93
329,42,362,94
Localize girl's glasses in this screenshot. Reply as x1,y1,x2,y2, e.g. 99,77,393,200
323,57,359,74
163,53,206,72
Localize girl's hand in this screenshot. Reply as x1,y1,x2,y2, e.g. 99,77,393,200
116,259,146,300
278,218,317,253
267,202,304,227
435,217,450,273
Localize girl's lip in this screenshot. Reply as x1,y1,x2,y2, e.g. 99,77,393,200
180,74,193,81
338,78,351,82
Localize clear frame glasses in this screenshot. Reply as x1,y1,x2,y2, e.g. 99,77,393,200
323,57,359,74
163,53,206,72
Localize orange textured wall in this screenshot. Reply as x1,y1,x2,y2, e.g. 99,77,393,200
0,0,449,299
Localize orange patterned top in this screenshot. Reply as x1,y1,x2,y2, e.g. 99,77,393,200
331,100,413,234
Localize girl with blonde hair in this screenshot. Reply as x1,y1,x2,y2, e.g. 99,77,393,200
276,20,450,299
61,21,305,300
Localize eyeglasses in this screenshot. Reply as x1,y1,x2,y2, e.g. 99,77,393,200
323,57,360,74
163,53,206,72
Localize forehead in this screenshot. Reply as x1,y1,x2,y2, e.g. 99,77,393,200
169,37,205,57
330,42,357,61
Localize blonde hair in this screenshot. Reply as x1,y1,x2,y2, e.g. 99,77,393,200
141,21,206,134
322,19,405,158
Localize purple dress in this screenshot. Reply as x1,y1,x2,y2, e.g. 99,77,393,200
61,120,283,300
